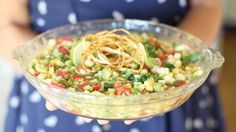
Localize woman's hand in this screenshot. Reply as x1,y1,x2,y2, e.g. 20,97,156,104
179,0,222,44
0,0,36,70
45,101,136,125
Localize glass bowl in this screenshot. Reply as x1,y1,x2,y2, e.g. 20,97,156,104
13,19,224,120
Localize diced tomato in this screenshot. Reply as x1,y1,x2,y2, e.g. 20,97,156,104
102,50,108,55
51,82,65,88
92,84,101,91
175,80,186,87
59,46,69,56
141,89,146,94
169,50,176,55
71,74,83,80
155,43,161,49
116,87,131,95
113,82,122,89
79,82,89,89
158,51,167,62
147,38,156,45
34,71,40,77
59,35,73,42
56,70,69,77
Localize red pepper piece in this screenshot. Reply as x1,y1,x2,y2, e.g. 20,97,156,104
79,82,89,89
59,35,73,42
175,80,186,87
34,71,40,77
71,74,83,80
56,70,69,78
158,51,167,62
59,46,69,56
92,84,101,91
51,82,65,88
113,82,122,89
116,87,131,96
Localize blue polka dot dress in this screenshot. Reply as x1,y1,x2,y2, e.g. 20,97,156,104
5,0,226,132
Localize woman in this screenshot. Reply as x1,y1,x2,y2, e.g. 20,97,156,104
1,0,225,132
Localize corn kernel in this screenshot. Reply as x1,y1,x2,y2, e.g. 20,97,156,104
174,60,182,68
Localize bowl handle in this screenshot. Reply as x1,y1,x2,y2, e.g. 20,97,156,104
207,48,225,69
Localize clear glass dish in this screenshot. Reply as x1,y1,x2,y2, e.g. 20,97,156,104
13,19,224,120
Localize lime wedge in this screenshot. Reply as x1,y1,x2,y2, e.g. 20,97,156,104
137,43,154,67
70,39,91,66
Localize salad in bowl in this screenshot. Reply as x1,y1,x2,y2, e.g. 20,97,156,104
13,19,224,120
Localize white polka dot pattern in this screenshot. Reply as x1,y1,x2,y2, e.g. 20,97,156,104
36,18,46,27
126,0,134,3
38,0,47,15
20,114,28,125
80,0,91,2
75,116,85,125
92,125,102,132
157,0,167,4
185,117,193,131
68,12,77,24
150,17,159,24
37,128,46,132
103,124,111,131
9,96,20,109
140,117,151,122
207,117,218,128
206,96,214,107
199,100,208,109
16,125,24,132
29,91,41,103
130,128,141,132
112,10,124,21
44,115,58,128
179,0,187,8
193,118,203,129
155,27,161,33
210,71,219,84
201,85,209,95
20,81,29,95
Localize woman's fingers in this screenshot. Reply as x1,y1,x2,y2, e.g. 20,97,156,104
45,101,57,111
45,102,135,125
97,120,109,125
124,120,136,125
81,117,93,123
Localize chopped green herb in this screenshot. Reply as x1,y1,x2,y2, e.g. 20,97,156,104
164,63,175,71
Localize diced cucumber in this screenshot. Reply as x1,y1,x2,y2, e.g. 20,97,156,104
103,82,114,91
34,64,47,73
84,85,93,92
90,79,99,84
153,83,164,92
101,67,112,80
164,63,175,71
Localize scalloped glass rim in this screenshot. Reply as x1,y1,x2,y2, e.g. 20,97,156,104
13,19,224,105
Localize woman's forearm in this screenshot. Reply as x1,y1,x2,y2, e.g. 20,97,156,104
179,0,222,44
0,24,36,68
